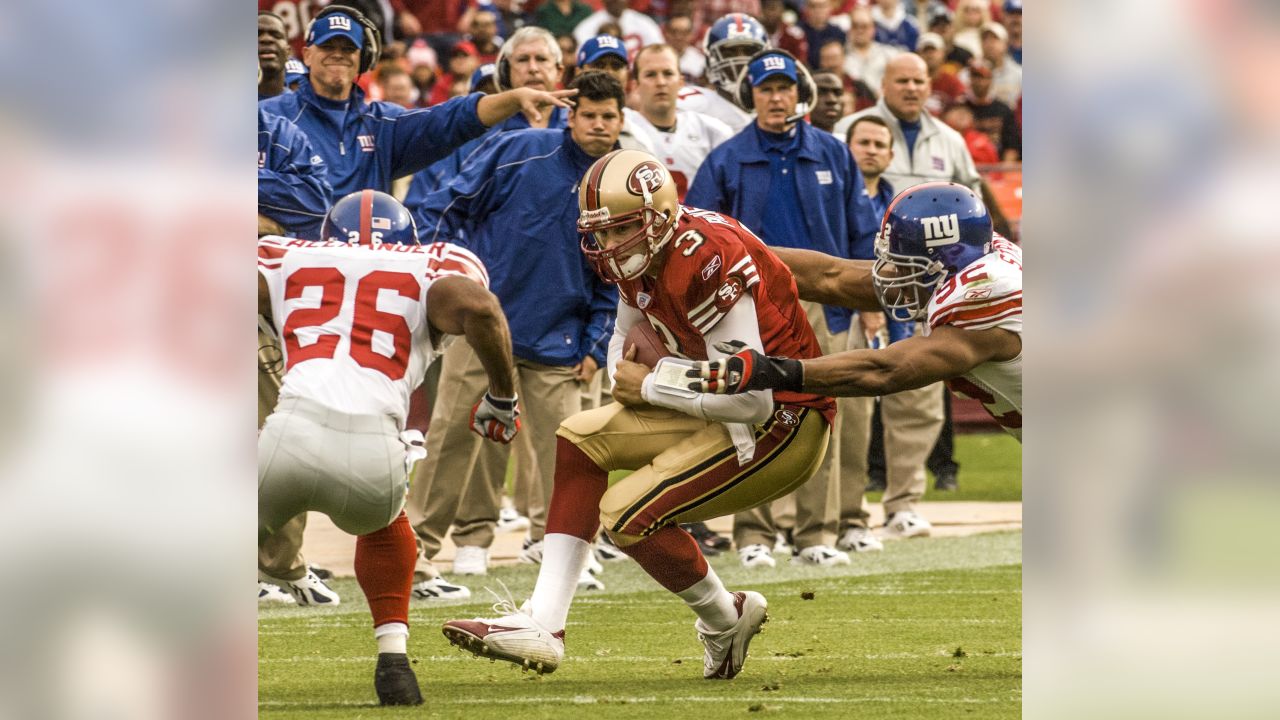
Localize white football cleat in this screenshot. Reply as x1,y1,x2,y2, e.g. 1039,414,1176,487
518,537,544,564
738,544,776,569
496,506,531,533
793,545,852,566
266,570,340,606
452,545,489,576
441,598,565,674
836,526,885,553
412,577,472,602
577,566,604,591
257,582,295,605
696,591,768,680
884,511,933,539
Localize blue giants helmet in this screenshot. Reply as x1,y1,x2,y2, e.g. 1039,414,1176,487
320,189,418,246
872,182,992,321
703,13,769,96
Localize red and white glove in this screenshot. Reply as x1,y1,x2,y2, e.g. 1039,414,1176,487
469,392,521,443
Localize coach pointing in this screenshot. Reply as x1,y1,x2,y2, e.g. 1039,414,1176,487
258,4,577,198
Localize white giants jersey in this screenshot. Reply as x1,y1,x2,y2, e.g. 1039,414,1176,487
676,84,753,134
629,109,734,200
257,236,488,427
925,235,1023,440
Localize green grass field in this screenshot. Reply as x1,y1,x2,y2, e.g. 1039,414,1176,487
260,532,1021,719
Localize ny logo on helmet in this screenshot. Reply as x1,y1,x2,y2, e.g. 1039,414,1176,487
920,213,960,248
627,161,666,196
328,15,353,31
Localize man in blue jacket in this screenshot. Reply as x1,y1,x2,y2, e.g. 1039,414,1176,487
257,108,331,238
403,72,623,599
686,50,879,570
257,5,575,199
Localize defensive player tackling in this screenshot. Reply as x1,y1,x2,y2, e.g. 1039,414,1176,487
686,182,1022,440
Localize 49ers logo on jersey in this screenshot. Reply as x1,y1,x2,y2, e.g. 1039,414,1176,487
626,161,666,196
717,277,743,304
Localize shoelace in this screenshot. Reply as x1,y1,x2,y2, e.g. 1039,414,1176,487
479,579,522,621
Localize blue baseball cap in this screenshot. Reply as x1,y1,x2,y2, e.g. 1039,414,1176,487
577,35,627,67
1003,0,1023,14
746,52,798,87
284,57,307,84
306,11,364,48
470,63,496,92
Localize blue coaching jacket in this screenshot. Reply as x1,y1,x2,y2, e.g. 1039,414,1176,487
686,120,879,334
257,77,488,198
416,128,617,368
258,108,332,237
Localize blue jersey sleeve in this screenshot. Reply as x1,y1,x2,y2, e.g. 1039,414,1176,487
258,112,332,237
387,93,488,178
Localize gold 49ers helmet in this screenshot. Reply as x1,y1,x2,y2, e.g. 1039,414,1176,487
578,149,682,283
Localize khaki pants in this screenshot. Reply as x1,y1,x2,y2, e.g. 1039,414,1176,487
258,323,307,581
837,318,945,528
405,341,581,578
558,402,830,543
733,301,842,550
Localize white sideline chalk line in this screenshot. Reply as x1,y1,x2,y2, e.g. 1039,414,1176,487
260,651,1021,663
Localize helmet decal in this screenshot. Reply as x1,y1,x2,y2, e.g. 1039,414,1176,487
626,161,666,196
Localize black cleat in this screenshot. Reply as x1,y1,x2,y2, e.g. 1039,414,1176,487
374,653,423,706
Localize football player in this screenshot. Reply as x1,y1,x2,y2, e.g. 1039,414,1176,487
676,13,768,133
686,182,1022,441
257,190,521,705
441,150,835,680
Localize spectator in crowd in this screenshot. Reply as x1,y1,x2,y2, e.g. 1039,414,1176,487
797,0,846,71
693,0,762,39
758,0,809,64
905,0,950,32
628,44,733,199
389,0,466,41
817,40,848,77
962,59,1021,161
259,12,291,100
687,50,878,568
870,0,920,52
663,14,706,82
573,0,664,55
467,8,504,64
406,72,622,596
405,39,439,105
918,32,966,115
809,71,846,134
980,22,1022,107
844,5,899,93
534,0,595,39
380,65,418,107
928,8,975,68
943,103,999,163
678,13,769,133
429,41,481,105
557,33,578,85
1003,0,1023,64
258,7,572,199
951,0,991,60
831,53,981,538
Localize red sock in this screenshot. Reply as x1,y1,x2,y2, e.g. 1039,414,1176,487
618,525,709,593
355,511,416,629
545,437,609,540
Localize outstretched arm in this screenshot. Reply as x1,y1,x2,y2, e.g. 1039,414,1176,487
688,325,1020,397
425,276,516,398
476,87,578,127
770,247,880,311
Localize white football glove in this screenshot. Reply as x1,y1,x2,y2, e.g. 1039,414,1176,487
400,429,427,474
469,392,521,444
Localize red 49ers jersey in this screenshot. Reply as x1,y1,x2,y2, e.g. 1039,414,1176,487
925,234,1023,440
258,236,487,427
617,207,836,424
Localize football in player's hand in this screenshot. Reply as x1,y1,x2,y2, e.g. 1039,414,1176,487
624,321,671,368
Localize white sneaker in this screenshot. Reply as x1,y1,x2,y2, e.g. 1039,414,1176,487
738,544,776,569
577,566,605,591
257,582,295,605
696,591,768,679
452,545,489,576
885,511,933,539
412,577,472,602
496,507,531,533
793,545,852,566
263,570,340,606
836,526,885,553
772,531,793,556
442,600,565,674
584,549,604,576
518,537,544,564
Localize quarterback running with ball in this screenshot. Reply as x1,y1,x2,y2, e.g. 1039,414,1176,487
687,182,1022,440
442,150,835,680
